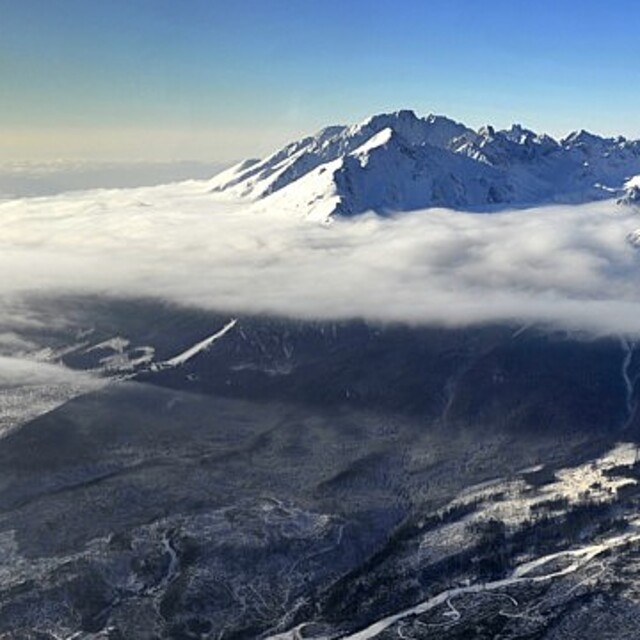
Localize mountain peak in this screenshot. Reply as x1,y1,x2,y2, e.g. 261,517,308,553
502,123,537,143
360,109,418,127
478,125,496,138
562,129,607,146
209,110,640,219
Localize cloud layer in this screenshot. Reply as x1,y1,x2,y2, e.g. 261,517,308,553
0,160,226,199
0,355,105,437
1,181,640,335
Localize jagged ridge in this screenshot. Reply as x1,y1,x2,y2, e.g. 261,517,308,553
210,109,640,219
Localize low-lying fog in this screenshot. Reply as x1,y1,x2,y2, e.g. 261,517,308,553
1,179,640,335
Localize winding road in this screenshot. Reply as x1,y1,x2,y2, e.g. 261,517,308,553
269,519,640,640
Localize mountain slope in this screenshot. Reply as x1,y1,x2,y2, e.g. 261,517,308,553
3,296,640,639
210,110,640,219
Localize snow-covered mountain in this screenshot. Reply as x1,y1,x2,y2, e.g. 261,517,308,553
620,174,640,205
210,109,640,219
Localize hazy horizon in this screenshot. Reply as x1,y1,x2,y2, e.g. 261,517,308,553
0,159,228,198
3,0,640,163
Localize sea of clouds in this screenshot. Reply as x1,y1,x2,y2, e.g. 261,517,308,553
0,160,225,199
1,179,640,336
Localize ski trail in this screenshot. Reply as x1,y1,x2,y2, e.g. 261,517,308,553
158,318,237,368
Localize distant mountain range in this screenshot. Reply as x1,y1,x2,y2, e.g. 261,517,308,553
210,110,640,219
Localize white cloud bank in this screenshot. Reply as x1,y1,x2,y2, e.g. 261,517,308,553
1,180,640,335
0,355,105,437
0,160,226,199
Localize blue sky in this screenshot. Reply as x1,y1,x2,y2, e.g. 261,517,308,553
2,0,640,162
